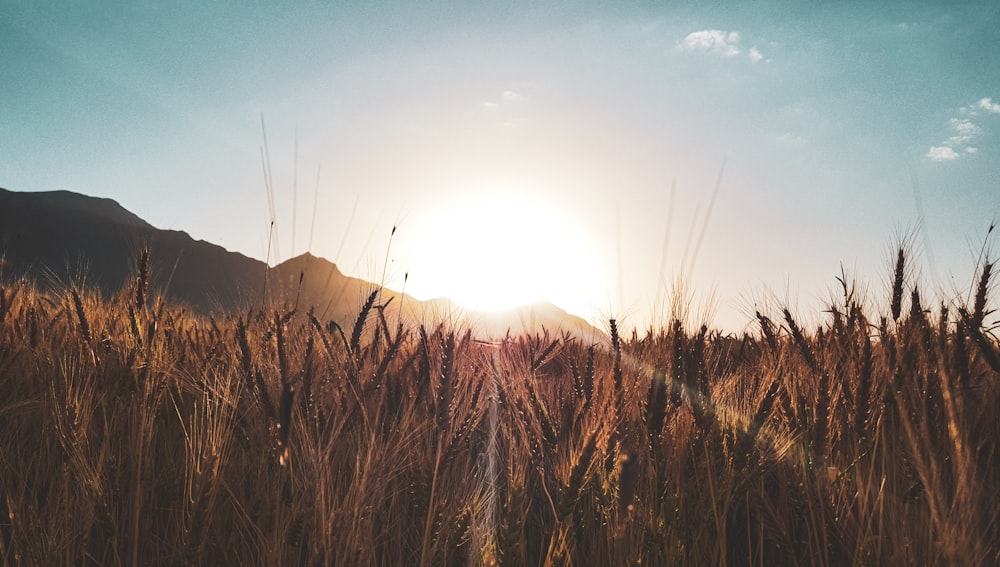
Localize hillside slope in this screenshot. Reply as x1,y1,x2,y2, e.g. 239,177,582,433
0,187,602,338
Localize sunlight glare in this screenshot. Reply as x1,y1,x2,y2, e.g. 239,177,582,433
400,183,605,316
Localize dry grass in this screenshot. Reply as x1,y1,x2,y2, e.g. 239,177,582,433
0,247,998,565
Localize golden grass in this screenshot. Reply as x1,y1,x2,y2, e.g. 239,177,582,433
0,247,998,565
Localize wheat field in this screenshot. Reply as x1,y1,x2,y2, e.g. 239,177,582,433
0,245,997,566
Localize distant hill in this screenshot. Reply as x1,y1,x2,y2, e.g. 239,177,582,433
0,187,603,339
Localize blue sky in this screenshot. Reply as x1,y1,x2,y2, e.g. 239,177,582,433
2,1,998,331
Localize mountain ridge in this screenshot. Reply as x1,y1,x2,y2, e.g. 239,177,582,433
0,187,603,339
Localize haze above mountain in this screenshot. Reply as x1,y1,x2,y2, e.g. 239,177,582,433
0,187,602,339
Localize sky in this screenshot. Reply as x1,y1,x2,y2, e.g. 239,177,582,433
2,1,999,332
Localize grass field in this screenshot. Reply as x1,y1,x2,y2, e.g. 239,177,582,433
0,245,997,565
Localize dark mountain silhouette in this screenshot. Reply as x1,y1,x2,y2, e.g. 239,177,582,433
0,187,603,339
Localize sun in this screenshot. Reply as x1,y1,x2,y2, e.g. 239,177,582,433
399,182,606,315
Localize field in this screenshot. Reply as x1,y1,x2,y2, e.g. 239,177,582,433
1,247,998,566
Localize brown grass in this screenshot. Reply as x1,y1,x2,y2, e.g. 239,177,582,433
0,247,998,565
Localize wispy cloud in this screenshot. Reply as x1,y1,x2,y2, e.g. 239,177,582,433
502,90,526,103
480,89,529,128
946,118,980,146
681,30,742,56
482,89,527,110
679,30,766,63
978,97,1000,114
926,96,999,162
926,146,959,162
777,131,803,144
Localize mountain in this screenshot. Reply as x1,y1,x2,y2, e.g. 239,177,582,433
0,187,603,339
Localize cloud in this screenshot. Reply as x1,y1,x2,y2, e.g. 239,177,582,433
777,132,803,144
950,118,978,134
680,30,742,57
502,90,526,102
978,97,1000,114
926,96,999,162
946,118,980,146
680,30,767,63
482,89,527,111
926,146,959,161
